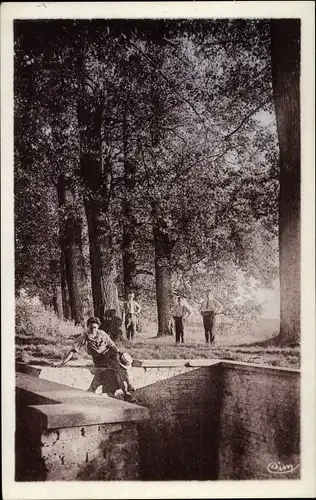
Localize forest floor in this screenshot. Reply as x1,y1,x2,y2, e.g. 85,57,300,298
118,318,300,369
16,310,300,369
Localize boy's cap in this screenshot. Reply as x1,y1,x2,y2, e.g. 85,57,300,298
118,352,133,369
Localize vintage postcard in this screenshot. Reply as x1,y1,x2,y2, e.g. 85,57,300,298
1,1,315,499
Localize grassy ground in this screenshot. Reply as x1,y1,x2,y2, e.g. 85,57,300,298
117,318,299,368
15,298,300,369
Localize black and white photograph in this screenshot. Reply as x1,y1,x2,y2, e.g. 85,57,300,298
1,2,315,499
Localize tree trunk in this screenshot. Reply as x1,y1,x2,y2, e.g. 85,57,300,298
85,205,120,322
57,173,89,326
51,285,63,318
78,92,121,338
271,19,300,345
150,61,174,336
49,259,63,318
153,224,173,336
60,250,71,320
122,101,137,298
122,205,137,298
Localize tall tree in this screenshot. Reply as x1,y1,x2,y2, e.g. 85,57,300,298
130,22,278,335
78,96,121,328
150,45,174,336
14,19,282,339
77,35,122,336
57,173,89,325
15,21,92,322
60,250,71,320
270,19,300,345
122,98,138,297
14,27,61,305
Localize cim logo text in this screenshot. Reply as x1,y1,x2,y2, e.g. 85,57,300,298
267,461,299,475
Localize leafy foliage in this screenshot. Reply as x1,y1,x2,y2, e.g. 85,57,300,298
14,19,280,328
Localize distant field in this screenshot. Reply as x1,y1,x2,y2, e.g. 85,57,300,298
16,306,299,369
117,317,299,368
137,315,280,346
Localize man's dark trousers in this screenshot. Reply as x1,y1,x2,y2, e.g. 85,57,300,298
203,312,216,343
125,313,136,340
174,317,184,343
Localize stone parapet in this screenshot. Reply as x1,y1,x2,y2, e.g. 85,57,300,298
15,359,300,481
15,372,148,481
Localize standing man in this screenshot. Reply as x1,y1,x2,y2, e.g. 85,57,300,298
199,289,224,344
173,296,192,344
123,291,141,341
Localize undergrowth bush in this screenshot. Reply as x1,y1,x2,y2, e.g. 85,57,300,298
15,297,84,362
14,296,298,368
16,297,83,340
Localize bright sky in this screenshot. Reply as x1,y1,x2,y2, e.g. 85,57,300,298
256,287,280,318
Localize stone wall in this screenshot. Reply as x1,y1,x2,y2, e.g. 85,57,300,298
16,362,95,391
15,372,148,481
16,360,300,481
218,362,300,479
16,418,140,481
133,361,300,481
132,365,195,388
135,364,223,480
15,361,196,392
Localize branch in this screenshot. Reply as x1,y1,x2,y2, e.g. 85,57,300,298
121,34,208,131
223,65,270,111
209,143,233,163
175,253,207,273
163,37,180,49
170,155,212,184
162,37,191,67
213,101,268,152
135,269,154,277
137,137,154,194
164,127,187,145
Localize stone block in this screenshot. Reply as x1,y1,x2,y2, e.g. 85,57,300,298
187,360,221,367
16,360,300,482
46,463,80,481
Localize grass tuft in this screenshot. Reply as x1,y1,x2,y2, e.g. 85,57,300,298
15,298,300,369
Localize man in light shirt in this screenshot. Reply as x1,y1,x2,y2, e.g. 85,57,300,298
199,289,224,344
55,316,136,401
57,316,120,369
122,291,141,341
173,296,192,344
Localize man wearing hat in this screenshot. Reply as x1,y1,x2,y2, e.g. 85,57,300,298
199,289,224,344
56,316,136,402
122,291,141,341
172,296,193,343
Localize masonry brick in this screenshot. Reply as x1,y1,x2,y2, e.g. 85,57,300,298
38,422,141,480
16,361,299,481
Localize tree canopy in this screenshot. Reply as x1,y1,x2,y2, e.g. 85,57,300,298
14,18,295,340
